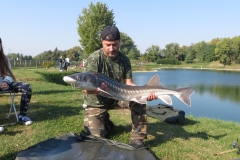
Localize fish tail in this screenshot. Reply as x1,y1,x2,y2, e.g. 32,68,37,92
175,87,195,107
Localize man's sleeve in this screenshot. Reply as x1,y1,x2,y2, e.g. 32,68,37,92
83,54,99,72
124,59,133,79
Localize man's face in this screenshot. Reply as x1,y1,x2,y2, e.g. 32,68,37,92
102,39,120,59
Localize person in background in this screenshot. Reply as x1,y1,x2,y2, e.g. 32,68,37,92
80,59,86,69
59,56,63,71
82,59,86,68
64,56,70,71
0,38,33,132
82,26,158,148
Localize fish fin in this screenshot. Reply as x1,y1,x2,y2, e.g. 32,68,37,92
158,95,172,105
175,87,195,107
97,88,116,98
144,74,166,88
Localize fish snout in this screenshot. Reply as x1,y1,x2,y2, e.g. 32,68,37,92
63,76,76,83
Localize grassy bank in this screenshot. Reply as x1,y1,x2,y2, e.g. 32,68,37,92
131,61,240,72
1,68,240,160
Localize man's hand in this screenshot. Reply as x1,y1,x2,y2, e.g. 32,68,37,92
82,89,99,94
82,82,107,94
100,82,107,90
147,93,158,101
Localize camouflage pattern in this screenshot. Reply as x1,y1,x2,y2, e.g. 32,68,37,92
129,102,147,140
84,102,147,139
112,99,148,139
83,48,147,140
84,106,113,137
83,48,132,107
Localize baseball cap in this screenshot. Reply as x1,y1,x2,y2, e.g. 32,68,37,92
101,26,120,41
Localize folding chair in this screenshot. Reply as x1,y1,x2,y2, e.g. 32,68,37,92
0,90,19,126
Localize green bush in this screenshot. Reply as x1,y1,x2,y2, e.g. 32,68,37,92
36,71,80,85
42,62,55,68
156,59,181,65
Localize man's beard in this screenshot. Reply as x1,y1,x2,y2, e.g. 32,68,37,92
106,51,118,59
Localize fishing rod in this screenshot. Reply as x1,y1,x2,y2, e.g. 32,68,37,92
214,138,239,156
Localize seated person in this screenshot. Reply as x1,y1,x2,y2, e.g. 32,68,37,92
0,38,33,131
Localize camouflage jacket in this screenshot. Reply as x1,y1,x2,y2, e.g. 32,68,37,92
83,48,132,107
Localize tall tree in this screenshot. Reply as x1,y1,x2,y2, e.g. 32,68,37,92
77,2,116,56
184,45,196,63
230,36,240,64
23,55,33,60
165,43,180,60
215,38,231,65
119,32,134,55
46,50,53,61
208,38,221,45
66,46,83,61
127,48,140,60
7,53,19,60
119,32,140,59
178,45,188,61
53,47,59,60
144,45,161,62
194,41,216,62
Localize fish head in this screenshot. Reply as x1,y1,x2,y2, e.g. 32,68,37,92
63,72,98,90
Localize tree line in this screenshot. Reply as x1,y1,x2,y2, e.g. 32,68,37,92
142,36,240,65
7,2,240,66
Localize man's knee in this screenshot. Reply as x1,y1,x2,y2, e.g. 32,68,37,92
84,107,113,137
130,101,146,113
129,102,147,140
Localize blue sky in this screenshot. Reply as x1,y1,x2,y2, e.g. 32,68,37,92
1,0,240,57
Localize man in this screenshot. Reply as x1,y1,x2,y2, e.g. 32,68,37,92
59,56,63,71
64,56,70,71
82,26,157,148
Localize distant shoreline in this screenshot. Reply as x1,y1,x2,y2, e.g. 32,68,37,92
133,67,240,72
160,67,240,71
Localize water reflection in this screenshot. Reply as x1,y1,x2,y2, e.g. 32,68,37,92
132,69,240,122
195,84,240,104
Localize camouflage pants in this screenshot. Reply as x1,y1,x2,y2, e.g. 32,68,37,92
84,101,147,140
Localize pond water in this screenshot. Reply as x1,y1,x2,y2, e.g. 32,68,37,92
132,69,240,123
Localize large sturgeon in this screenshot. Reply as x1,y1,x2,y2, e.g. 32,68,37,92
63,71,195,107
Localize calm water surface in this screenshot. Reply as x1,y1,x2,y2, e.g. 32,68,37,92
132,69,240,123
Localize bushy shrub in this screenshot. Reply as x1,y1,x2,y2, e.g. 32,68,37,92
156,59,181,65
185,59,194,64
42,62,55,68
36,71,80,85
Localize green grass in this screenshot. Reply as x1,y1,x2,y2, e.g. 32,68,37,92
1,68,240,160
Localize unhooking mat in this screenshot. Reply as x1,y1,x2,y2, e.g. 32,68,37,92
15,132,159,160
